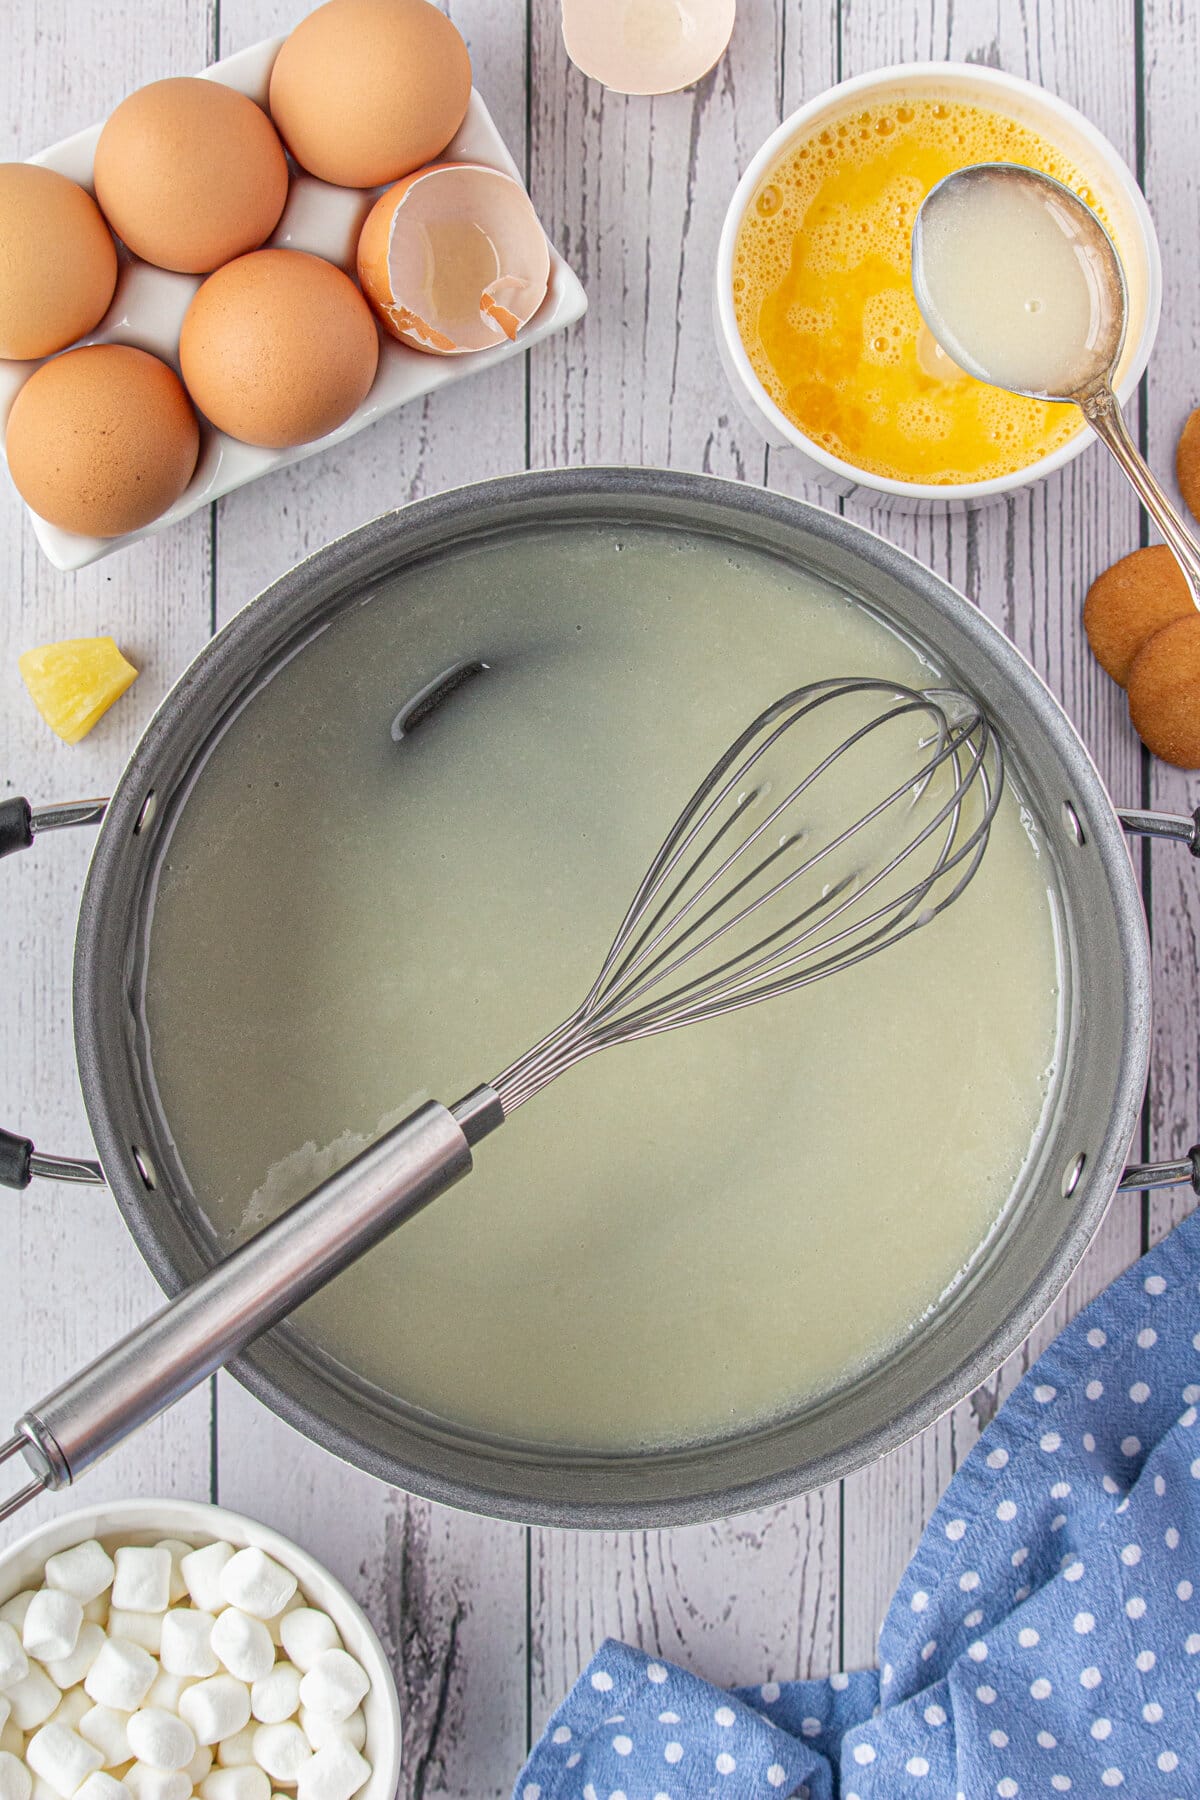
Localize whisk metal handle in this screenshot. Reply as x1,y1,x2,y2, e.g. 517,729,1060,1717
2,1094,501,1516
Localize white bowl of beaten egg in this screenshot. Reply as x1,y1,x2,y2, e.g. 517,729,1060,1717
715,63,1161,506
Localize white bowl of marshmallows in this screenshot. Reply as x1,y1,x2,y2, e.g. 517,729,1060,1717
0,1501,401,1800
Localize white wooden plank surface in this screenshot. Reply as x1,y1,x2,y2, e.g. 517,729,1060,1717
2,3,1197,1797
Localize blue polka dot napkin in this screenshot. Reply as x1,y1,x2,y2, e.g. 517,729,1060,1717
513,1207,1200,1800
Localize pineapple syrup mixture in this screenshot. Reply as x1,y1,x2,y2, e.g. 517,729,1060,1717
732,96,1111,483
913,170,1117,398
142,524,1062,1452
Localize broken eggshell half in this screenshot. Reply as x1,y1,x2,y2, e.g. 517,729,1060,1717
356,161,551,355
560,0,736,96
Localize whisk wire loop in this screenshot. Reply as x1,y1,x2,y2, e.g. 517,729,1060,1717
492,678,1002,1113
597,690,928,997
603,694,981,1018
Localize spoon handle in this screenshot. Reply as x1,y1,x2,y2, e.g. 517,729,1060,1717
1080,383,1200,609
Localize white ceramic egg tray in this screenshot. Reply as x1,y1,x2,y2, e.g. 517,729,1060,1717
0,38,587,571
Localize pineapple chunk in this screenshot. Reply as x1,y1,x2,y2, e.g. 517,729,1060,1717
18,636,138,745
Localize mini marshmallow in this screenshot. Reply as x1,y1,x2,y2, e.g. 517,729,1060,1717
84,1640,157,1714
217,1555,296,1625
125,1709,195,1773
276,1617,337,1679
45,1623,106,1693
158,1611,217,1682
151,1548,191,1610
6,1668,61,1732
295,1656,366,1728
142,1675,188,1717
178,1677,250,1748
0,1696,9,1737
47,1692,91,1733
296,1712,363,1757
123,1767,190,1800
210,1614,274,1686
0,1751,31,1800
22,1594,83,1666
0,1599,34,1636
266,1599,303,1652
250,1668,300,1727
184,1746,212,1787
252,1725,311,1787
200,1768,269,1800
80,1603,108,1632
215,1729,257,1769
26,1721,105,1798
0,1624,29,1692
79,1707,132,1769
295,1739,370,1800
31,1779,59,1800
110,1553,171,1620
104,1616,161,1658
44,1545,115,1609
74,1775,131,1800
179,1548,233,1618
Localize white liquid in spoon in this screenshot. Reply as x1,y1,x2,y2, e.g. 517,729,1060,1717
914,171,1117,397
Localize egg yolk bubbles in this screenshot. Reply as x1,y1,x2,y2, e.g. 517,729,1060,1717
732,97,1111,485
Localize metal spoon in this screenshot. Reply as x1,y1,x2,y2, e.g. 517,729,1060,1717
912,162,1200,608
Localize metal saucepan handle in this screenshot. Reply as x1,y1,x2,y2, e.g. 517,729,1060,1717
1116,807,1200,1191
0,1085,503,1520
1080,384,1200,606
0,796,108,1188
1116,805,1200,850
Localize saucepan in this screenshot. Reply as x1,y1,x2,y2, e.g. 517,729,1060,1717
1,468,1197,1528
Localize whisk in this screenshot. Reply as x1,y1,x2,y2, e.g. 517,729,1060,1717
1,676,1002,1518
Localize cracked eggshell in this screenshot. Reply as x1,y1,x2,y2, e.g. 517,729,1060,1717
357,162,550,355
561,0,735,95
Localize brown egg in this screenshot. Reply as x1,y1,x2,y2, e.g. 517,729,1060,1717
0,164,117,360
93,78,289,274
6,344,199,537
268,0,472,189
179,248,379,448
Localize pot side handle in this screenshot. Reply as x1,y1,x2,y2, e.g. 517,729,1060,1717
0,795,108,1190
1117,805,1200,853
1116,804,1200,1195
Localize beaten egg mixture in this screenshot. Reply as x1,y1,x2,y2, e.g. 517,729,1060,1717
733,97,1108,484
